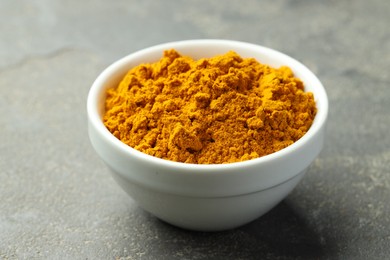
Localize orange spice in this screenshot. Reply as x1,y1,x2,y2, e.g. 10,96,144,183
103,50,316,164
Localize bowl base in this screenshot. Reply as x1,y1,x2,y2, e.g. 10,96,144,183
110,169,306,232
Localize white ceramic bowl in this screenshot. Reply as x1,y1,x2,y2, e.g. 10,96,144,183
87,40,328,231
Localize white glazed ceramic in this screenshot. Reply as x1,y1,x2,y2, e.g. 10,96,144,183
87,39,328,231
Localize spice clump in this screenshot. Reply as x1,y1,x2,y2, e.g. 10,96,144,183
103,50,316,164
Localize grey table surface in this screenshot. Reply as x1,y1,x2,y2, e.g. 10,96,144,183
1,0,389,259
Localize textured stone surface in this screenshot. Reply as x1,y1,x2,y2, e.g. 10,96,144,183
1,0,389,259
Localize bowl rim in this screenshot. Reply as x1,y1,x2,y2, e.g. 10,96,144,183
87,39,328,173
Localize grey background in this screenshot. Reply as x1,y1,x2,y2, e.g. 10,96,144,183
1,0,389,259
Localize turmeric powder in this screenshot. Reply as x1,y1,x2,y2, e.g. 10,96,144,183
103,50,316,164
